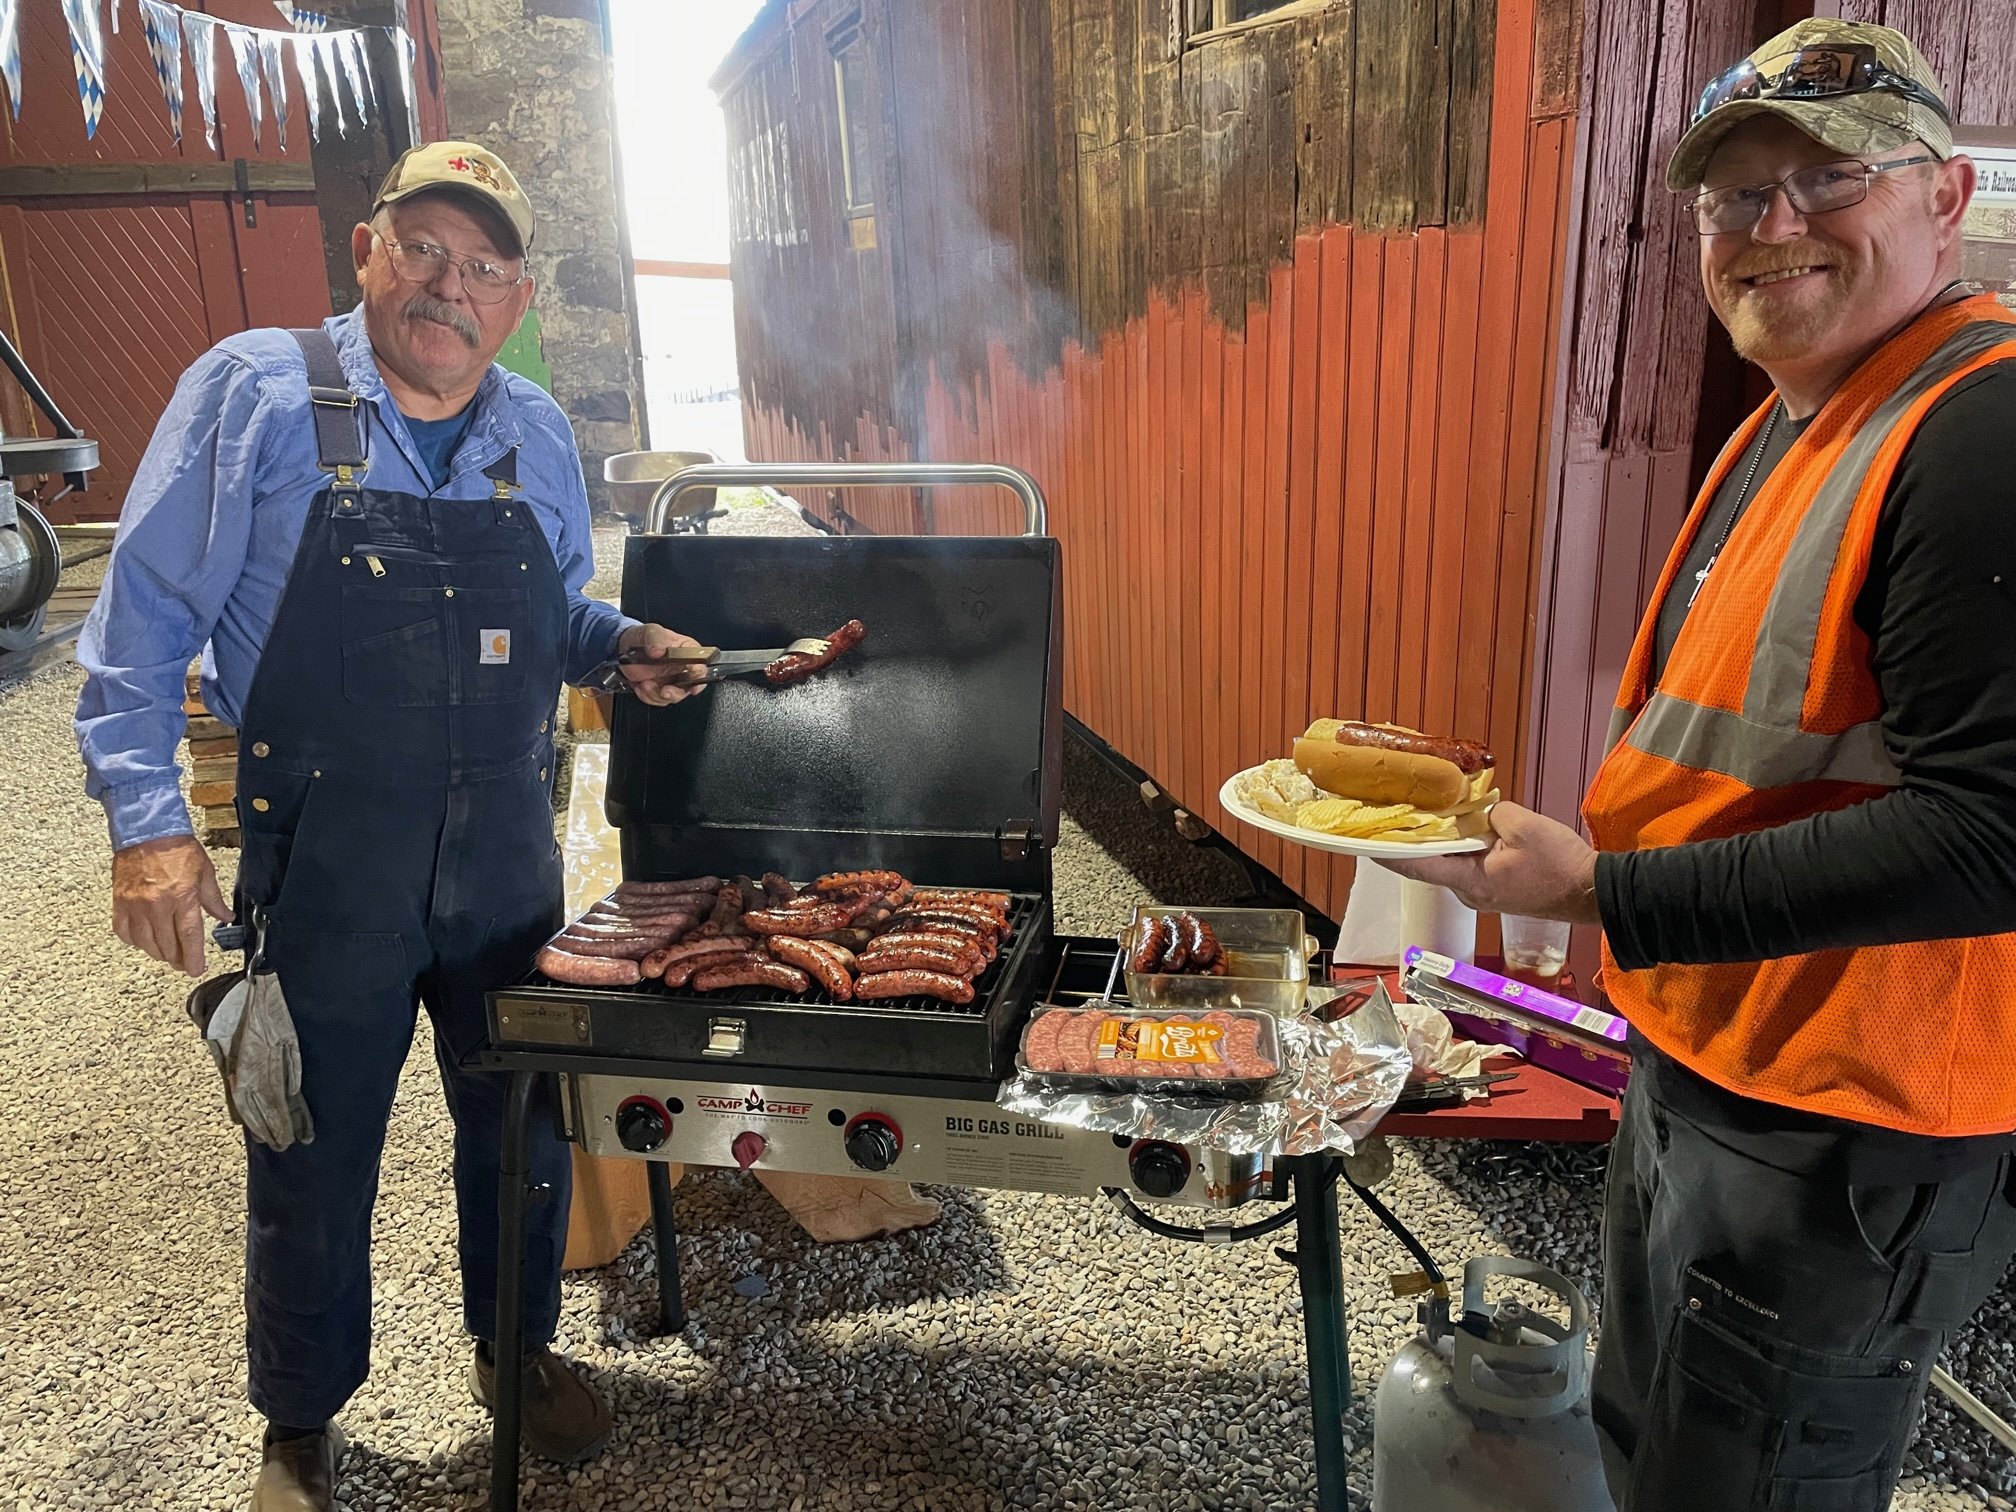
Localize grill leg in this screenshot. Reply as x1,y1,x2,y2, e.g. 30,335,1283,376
647,1158,686,1333
489,1070,536,1512
1292,1155,1354,1512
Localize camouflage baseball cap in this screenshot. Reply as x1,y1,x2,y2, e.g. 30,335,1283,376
1667,19,1954,191
373,141,534,255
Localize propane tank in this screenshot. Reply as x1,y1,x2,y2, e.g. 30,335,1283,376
1373,1256,1614,1512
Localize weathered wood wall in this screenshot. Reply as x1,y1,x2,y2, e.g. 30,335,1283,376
717,0,1576,923
1525,0,2016,843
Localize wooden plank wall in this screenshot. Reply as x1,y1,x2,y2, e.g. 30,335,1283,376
1526,0,2016,861
719,0,1578,925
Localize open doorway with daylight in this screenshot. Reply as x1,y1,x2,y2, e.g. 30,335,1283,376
607,0,764,464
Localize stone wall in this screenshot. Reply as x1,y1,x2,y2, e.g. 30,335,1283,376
432,0,642,513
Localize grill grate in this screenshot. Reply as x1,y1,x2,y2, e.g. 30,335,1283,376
520,890,1045,1021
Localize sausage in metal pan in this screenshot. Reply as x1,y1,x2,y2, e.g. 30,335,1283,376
536,947,643,986
1130,916,1171,974
766,936,853,999
765,619,867,686
1158,914,1190,973
1180,913,1221,970
853,969,976,1005
691,958,812,994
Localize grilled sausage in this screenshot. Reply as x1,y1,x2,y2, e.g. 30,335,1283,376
864,932,985,972
692,958,811,994
655,935,759,966
552,930,673,958
912,888,1010,914
854,969,975,1005
614,877,721,898
811,869,907,898
893,899,1005,930
1333,721,1496,775
536,947,643,986
856,946,981,979
767,936,853,999
804,938,857,971
570,911,699,936
809,926,874,950
761,872,799,904
888,907,1001,940
1130,916,1170,974
1185,914,1222,970
1158,914,1190,973
662,946,754,988
766,618,866,686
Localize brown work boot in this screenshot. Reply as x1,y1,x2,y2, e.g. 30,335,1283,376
249,1425,346,1511
469,1343,612,1463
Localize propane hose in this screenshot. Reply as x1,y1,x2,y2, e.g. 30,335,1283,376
1104,1157,1448,1291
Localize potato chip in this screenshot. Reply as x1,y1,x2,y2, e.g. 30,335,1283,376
1295,798,1417,836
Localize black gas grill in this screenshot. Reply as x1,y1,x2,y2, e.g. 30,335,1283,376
479,464,1359,1512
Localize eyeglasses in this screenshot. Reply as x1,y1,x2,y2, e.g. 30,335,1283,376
1690,155,1933,235
375,236,527,304
1693,43,1952,126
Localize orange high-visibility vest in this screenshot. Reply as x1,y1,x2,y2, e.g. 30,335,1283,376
1583,295,2016,1136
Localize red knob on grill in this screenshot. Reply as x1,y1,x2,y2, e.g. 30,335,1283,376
843,1114,903,1173
731,1131,767,1170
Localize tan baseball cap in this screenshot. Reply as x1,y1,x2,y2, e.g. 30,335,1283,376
1667,19,1954,191
373,141,534,255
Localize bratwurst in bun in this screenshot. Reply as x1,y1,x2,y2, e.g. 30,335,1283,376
1293,721,1495,809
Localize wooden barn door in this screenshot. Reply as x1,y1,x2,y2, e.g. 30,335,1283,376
0,0,343,523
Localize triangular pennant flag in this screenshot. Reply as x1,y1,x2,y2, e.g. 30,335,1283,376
258,31,289,152
312,33,348,138
274,3,331,35
289,30,322,142
337,29,370,126
138,0,183,143
0,0,22,122
60,0,107,139
182,10,220,150
224,25,263,148
393,26,416,137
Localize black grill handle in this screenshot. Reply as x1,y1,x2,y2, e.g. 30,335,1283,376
644,462,1047,538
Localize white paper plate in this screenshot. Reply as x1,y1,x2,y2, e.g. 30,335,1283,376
1216,768,1492,858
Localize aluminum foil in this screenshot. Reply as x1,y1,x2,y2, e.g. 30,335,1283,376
996,982,1411,1157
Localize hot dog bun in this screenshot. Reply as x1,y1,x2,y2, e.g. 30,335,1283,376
1291,720,1498,840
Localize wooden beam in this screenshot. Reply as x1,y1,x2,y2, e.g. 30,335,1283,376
0,163,316,196
632,259,734,280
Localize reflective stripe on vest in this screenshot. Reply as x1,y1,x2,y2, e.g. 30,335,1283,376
1610,318,2016,785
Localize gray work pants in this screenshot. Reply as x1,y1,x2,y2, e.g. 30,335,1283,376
1593,1048,2016,1511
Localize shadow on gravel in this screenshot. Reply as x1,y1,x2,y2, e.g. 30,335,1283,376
1060,734,1254,909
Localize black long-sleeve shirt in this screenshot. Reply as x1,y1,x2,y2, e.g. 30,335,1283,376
1596,365,2016,972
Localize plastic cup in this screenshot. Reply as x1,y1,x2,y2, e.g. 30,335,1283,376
1499,914,1571,991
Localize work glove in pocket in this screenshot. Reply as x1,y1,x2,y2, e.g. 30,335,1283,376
186,964,314,1152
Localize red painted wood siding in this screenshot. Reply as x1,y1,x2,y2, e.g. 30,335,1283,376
731,0,1576,924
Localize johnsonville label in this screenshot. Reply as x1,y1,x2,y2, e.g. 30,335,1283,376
1095,1019,1226,1066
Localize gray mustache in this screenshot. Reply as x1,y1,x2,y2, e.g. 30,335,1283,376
403,293,480,348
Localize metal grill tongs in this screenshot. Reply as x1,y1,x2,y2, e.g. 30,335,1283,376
597,634,833,692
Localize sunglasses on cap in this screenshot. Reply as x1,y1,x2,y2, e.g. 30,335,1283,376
1693,43,1951,126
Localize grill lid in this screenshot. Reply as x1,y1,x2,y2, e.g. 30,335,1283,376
607,534,1063,891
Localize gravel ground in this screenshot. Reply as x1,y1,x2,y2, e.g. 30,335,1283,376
3,513,2013,1509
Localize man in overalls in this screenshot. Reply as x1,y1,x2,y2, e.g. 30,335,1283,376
75,142,700,1509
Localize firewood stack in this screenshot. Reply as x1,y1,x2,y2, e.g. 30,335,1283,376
182,665,240,848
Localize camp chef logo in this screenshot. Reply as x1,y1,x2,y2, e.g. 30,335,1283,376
446,154,506,193
696,1090,813,1122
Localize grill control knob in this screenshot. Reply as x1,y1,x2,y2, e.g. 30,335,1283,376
731,1131,767,1170
615,1097,671,1154
843,1115,903,1173
1129,1141,1191,1200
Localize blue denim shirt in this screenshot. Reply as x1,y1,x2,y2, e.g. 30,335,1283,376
75,307,635,850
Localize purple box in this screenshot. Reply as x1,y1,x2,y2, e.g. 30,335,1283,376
1401,948,1631,1097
